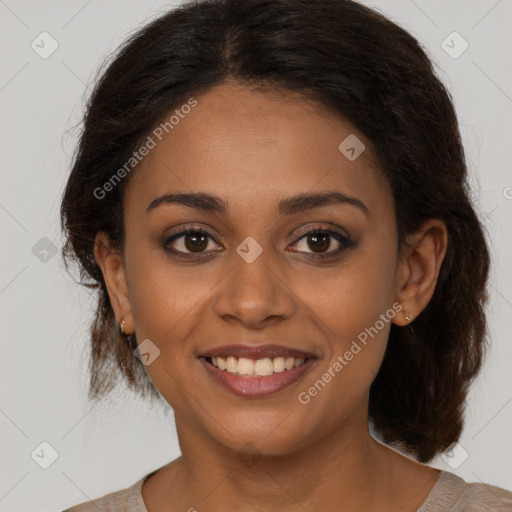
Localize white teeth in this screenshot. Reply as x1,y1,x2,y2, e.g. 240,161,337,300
238,357,254,375
273,357,285,373
208,355,308,376
226,356,238,372
294,358,305,368
254,357,274,376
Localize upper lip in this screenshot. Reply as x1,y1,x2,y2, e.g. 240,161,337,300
199,344,317,360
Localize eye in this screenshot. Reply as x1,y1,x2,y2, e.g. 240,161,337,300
163,228,221,257
163,226,353,260
291,228,352,258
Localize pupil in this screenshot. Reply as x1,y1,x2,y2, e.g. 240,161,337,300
308,233,329,252
185,233,207,252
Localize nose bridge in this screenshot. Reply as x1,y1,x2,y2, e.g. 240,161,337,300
212,236,295,326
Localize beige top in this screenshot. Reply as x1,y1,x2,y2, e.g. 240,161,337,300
63,468,512,511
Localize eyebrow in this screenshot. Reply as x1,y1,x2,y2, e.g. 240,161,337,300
146,191,369,217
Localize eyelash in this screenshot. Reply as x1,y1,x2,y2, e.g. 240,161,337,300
163,226,353,261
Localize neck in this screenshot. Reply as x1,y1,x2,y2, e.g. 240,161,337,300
165,406,396,511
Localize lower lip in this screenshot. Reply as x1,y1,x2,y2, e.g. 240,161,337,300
199,357,316,397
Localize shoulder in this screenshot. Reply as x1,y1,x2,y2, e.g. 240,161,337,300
61,473,148,512
419,470,512,512
454,480,512,511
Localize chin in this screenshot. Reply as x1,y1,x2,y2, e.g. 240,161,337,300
203,410,320,459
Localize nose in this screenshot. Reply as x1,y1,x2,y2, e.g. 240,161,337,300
211,246,297,329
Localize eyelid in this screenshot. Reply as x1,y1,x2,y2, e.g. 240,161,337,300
164,223,222,243
163,222,353,261
290,226,352,256
164,227,222,250
293,222,350,240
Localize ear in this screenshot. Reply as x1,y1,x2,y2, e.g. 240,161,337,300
392,219,448,326
93,232,134,335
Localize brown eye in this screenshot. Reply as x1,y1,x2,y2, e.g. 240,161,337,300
184,232,208,252
291,229,352,257
306,232,331,253
164,229,219,256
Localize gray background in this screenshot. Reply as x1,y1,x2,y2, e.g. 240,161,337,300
0,1,511,510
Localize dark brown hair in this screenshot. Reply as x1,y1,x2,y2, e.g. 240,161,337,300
60,0,490,462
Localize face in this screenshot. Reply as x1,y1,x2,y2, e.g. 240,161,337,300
98,81,425,457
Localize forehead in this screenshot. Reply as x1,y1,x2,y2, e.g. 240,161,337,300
124,81,391,218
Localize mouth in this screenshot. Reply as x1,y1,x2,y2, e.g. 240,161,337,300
198,344,317,397
205,355,308,376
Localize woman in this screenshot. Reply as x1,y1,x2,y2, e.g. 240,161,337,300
60,0,512,510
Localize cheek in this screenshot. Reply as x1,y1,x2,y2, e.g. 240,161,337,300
127,241,208,336
298,238,397,349
125,249,209,396
126,255,207,411
293,236,397,407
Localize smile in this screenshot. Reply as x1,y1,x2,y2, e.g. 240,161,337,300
198,344,317,397
209,355,306,376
